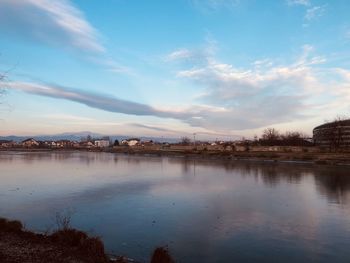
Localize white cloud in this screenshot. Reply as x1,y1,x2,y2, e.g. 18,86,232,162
287,1,326,25
166,49,193,61
0,0,104,53
191,0,240,12
6,46,350,132
305,5,325,21
346,29,350,40
42,114,93,122
287,0,310,6
170,45,349,131
165,48,211,66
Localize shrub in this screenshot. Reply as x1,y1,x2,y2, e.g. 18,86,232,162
51,228,107,262
0,218,23,233
51,229,88,246
151,247,175,263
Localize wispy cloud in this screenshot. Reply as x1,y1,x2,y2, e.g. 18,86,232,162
0,0,104,53
7,81,241,131
129,123,187,134
287,0,310,6
129,123,240,139
167,45,350,130
166,49,194,61
345,28,350,40
7,81,179,118
305,5,326,21
286,0,326,25
191,0,240,12
42,114,93,122
165,48,209,66
6,44,350,132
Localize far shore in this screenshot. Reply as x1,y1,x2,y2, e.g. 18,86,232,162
1,147,350,166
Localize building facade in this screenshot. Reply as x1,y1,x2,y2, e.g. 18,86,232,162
94,140,110,148
313,119,350,149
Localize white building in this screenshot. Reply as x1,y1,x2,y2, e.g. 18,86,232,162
21,138,39,147
121,138,140,146
94,140,110,148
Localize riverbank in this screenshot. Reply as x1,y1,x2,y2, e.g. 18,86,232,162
1,147,350,166
0,218,174,263
110,147,350,166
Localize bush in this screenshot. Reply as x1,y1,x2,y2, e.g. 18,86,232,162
0,218,23,233
51,228,107,261
51,229,88,246
151,247,175,263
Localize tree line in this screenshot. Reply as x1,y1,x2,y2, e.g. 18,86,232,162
257,128,311,146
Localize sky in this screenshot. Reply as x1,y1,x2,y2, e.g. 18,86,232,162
0,0,350,140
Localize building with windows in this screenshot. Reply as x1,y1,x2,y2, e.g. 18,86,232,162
313,119,350,149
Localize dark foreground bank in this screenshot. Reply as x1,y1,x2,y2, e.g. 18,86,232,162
0,218,175,263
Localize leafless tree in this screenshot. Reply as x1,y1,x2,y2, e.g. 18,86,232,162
262,128,280,141
180,136,191,145
260,128,310,146
281,131,310,146
54,209,75,230
260,128,280,145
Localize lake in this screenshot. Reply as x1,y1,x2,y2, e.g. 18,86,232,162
1,151,350,262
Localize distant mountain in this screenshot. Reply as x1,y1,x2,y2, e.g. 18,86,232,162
0,131,180,143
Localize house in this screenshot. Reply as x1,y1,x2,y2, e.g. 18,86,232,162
141,140,154,146
21,138,39,147
94,139,110,148
56,140,74,148
0,140,15,148
79,141,95,148
121,138,140,146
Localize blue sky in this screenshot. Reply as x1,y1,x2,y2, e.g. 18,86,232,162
0,0,350,139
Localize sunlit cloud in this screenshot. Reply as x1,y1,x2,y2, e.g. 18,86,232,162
7,81,181,118
7,41,350,134
42,114,94,122
167,45,350,130
0,0,104,53
0,0,131,75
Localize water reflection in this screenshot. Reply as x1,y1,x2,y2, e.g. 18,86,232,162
313,166,350,204
1,152,350,263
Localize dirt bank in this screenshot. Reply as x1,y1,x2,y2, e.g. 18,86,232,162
0,218,175,263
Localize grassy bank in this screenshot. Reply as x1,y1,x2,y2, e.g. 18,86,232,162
0,217,175,263
109,147,350,166
2,147,350,166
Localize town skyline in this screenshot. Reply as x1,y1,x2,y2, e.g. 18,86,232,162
1,0,350,139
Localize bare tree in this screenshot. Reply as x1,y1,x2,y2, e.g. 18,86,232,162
281,131,310,146
180,136,191,145
260,128,280,145
262,128,280,141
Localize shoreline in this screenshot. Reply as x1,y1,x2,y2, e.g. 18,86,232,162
0,217,174,263
1,147,350,166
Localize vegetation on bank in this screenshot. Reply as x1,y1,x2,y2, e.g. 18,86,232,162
0,217,175,263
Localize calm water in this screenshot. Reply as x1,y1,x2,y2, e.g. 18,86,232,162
1,151,350,262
